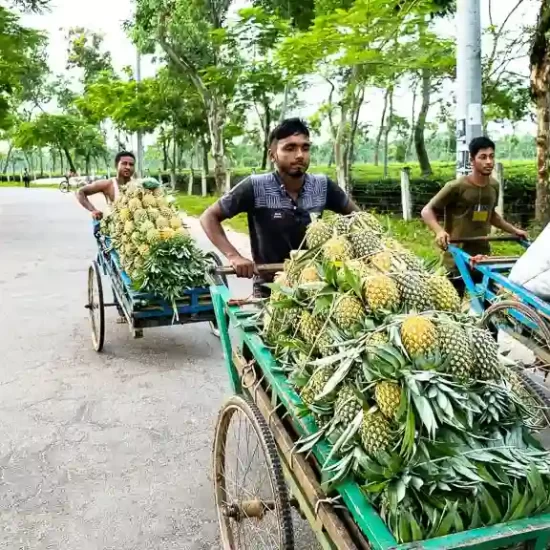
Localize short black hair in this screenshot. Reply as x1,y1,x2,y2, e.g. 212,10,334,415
469,137,495,158
269,118,310,145
115,151,135,166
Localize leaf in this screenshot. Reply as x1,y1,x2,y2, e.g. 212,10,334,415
433,503,456,538
317,356,356,399
411,393,438,437
480,488,503,525
398,511,412,543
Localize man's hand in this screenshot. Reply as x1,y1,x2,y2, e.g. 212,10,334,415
469,254,488,268
435,230,450,250
228,253,254,278
91,210,103,220
514,228,529,240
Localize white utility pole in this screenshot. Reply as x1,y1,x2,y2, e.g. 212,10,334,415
136,49,144,178
455,0,483,178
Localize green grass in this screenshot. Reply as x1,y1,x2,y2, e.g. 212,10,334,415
0,181,58,189
175,192,527,262
174,194,248,233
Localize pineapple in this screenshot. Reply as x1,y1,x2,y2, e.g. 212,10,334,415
313,413,331,431
128,197,142,212
153,186,164,198
156,197,170,209
322,236,354,262
161,206,174,219
438,323,474,380
428,275,461,312
156,216,169,229
140,220,155,234
393,271,433,312
283,259,301,287
133,208,148,224
333,294,366,331
138,243,150,257
176,227,189,237
335,385,363,424
159,227,175,240
170,216,183,230
298,311,332,356
361,411,392,456
300,366,334,406
299,264,321,285
366,331,389,347
147,207,160,221
342,259,371,280
369,250,407,274
332,215,352,236
119,208,131,222
469,328,500,380
348,230,382,259
146,228,160,245
124,242,137,257
131,231,143,246
363,273,400,314
374,381,402,420
349,211,383,234
124,220,135,235
305,220,333,248
142,194,157,208
400,315,438,358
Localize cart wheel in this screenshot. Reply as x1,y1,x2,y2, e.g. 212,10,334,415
205,250,229,338
87,261,105,352
59,180,69,193
213,395,294,550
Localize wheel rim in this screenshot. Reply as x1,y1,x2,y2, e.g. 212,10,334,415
214,403,287,549
88,264,103,350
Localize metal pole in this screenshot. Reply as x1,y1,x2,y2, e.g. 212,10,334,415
136,49,144,178
456,0,482,178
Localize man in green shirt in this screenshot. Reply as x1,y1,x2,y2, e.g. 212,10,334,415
421,137,527,296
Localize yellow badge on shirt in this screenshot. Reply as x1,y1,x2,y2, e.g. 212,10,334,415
472,210,488,222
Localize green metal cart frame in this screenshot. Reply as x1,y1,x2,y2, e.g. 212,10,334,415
210,278,550,550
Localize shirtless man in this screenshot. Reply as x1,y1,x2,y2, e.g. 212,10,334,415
76,151,136,218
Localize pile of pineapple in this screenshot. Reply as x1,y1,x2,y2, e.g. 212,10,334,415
100,179,188,281
262,212,550,543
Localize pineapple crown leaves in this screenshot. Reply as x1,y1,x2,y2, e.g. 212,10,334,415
316,355,361,401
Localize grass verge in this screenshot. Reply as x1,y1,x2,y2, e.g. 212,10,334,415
176,193,526,262
0,182,58,189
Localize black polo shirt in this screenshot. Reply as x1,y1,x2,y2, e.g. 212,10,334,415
218,172,350,282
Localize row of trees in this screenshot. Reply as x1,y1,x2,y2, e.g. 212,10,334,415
1,0,550,219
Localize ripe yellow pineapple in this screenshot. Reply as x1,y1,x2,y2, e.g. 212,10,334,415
161,206,174,219
322,236,354,262
159,227,175,240
176,227,189,237
169,216,182,230
146,228,161,245
138,243,150,257
142,194,157,208
133,208,148,224
333,294,365,331
156,216,169,229
156,197,170,209
124,220,135,234
119,208,131,222
128,198,142,212
363,273,400,313
369,250,406,274
361,411,392,456
400,315,438,357
374,381,402,420
299,264,321,284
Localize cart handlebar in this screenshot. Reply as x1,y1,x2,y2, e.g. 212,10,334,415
209,263,285,276
449,235,523,244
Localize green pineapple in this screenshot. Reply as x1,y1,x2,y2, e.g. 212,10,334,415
300,366,334,406
348,230,382,259
305,219,333,248
428,275,461,312
469,328,500,380
333,294,366,331
438,323,474,380
361,411,392,456
374,381,402,420
335,385,363,424
392,271,434,312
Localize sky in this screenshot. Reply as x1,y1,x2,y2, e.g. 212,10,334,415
19,0,540,149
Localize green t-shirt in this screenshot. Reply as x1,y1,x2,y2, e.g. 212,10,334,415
430,176,499,268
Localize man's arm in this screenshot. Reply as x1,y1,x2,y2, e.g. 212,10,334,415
199,178,255,278
421,183,457,249
325,178,360,214
76,180,111,220
490,211,528,239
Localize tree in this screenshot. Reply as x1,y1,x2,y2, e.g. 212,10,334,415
66,27,114,87
132,0,242,190
530,0,550,223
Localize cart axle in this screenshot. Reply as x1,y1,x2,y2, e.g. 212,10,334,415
222,499,276,520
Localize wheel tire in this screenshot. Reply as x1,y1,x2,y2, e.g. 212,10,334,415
88,261,105,352
213,395,294,550
205,250,229,338
59,181,69,193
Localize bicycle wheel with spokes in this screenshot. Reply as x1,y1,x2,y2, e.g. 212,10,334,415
87,261,105,352
213,395,294,550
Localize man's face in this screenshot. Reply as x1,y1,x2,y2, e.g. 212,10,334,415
117,156,135,179
471,147,495,176
270,133,311,177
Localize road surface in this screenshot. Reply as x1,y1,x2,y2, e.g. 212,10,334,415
0,188,318,549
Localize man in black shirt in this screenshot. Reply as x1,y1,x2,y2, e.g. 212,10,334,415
200,118,359,296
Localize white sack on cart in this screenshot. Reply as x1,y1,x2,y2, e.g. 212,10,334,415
508,222,550,299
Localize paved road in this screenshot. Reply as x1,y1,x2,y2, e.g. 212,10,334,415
0,189,277,549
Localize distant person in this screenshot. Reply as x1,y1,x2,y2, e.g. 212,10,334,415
200,117,360,298
421,136,528,297
76,151,136,220
23,169,30,188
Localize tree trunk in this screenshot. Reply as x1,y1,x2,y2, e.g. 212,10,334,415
170,124,177,190
383,89,394,179
201,136,209,176
63,147,76,173
414,68,433,177
38,148,44,176
206,95,226,192
261,98,271,171
85,154,91,176
374,88,390,166
161,134,168,171
345,86,364,186
530,1,550,223
334,101,348,190
328,149,334,167
406,85,417,162
2,145,12,173
280,83,289,122
59,148,64,173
